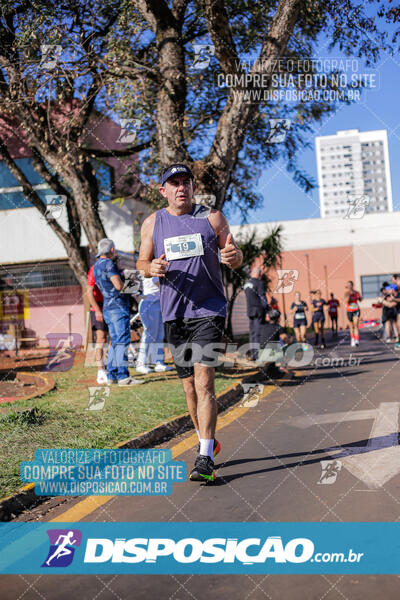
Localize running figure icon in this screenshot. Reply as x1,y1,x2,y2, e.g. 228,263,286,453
45,531,77,566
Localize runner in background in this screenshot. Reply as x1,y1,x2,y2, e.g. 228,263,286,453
344,280,362,347
87,265,108,384
290,291,308,343
311,289,327,348
381,283,399,343
327,292,340,337
392,274,400,350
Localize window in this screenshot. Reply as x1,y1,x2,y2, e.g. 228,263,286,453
0,262,78,290
361,274,394,298
0,158,114,210
0,262,80,307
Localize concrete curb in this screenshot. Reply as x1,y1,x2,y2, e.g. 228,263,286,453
0,371,260,521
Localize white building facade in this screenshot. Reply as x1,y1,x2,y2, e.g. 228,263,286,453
315,129,393,218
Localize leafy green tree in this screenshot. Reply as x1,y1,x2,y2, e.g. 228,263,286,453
0,0,390,285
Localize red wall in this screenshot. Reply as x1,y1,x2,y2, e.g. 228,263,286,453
268,246,355,329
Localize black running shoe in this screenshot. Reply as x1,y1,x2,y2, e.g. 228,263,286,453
189,455,216,482
196,438,221,458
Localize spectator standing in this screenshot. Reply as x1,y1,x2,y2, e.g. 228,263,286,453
87,265,108,383
136,276,173,374
244,267,270,361
93,238,143,386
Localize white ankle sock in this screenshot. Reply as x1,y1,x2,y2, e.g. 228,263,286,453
199,439,214,460
195,429,200,441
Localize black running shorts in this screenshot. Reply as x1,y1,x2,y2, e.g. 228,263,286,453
164,316,225,378
293,317,307,328
347,310,360,322
312,312,325,324
91,310,109,333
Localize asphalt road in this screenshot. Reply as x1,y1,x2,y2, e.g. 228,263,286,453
3,329,400,599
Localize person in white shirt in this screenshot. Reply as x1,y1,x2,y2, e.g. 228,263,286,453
136,276,173,373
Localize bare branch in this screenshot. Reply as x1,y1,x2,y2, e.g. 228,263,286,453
81,138,154,157
202,0,242,75
201,0,301,207
131,0,176,32
101,58,159,83
171,0,189,23
0,138,69,241
31,152,81,246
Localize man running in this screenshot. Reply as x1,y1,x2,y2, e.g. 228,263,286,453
137,164,243,482
344,280,362,347
327,292,340,336
311,289,327,348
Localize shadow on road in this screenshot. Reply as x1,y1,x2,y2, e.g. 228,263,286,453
296,369,367,381
213,432,399,485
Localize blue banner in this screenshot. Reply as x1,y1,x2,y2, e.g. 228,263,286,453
1,522,400,574
20,449,186,496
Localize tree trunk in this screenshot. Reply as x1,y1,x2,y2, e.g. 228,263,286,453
0,140,90,285
197,0,302,208
156,23,188,165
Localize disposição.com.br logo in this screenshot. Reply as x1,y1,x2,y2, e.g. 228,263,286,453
42,529,82,568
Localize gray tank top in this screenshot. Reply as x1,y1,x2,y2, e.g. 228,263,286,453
152,204,227,322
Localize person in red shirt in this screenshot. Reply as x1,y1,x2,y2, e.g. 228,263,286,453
270,296,280,312
327,293,340,337
87,265,109,383
344,281,362,347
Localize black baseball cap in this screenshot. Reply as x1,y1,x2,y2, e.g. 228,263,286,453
161,164,194,186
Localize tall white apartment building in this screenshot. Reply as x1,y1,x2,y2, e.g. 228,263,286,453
315,129,393,218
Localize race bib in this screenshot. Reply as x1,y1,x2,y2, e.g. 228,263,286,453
164,233,204,261
348,302,358,310
295,312,305,319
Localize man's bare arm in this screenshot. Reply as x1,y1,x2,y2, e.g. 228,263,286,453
208,210,243,269
86,285,103,321
136,213,170,277
110,274,123,290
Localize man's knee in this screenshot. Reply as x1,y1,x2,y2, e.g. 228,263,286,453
193,365,215,396
96,330,106,344
182,376,197,402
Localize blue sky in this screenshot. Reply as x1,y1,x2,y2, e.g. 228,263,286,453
229,44,400,225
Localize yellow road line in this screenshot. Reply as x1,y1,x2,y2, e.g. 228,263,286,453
50,383,276,523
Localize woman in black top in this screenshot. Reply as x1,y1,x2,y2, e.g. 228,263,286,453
290,291,308,343
311,289,327,348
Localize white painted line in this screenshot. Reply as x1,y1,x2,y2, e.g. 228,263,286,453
287,403,400,489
